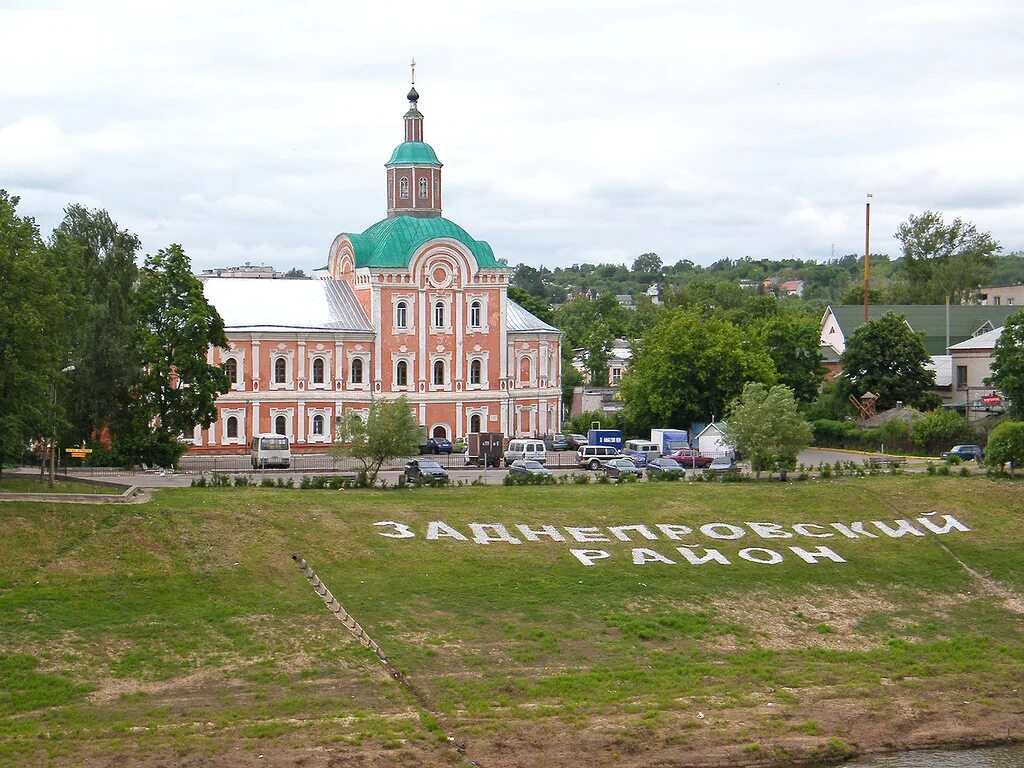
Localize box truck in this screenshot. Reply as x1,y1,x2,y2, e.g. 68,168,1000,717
650,429,689,455
464,432,504,467
586,429,623,452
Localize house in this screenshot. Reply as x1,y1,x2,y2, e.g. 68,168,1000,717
615,294,636,310
947,326,1007,419
819,304,1020,357
571,338,632,386
192,80,563,452
977,284,1024,307
198,263,283,280
695,422,734,457
778,279,804,297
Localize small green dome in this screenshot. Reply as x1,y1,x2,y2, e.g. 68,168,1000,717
386,141,442,167
344,216,500,269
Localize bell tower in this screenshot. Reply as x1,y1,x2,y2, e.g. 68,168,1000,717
386,60,443,219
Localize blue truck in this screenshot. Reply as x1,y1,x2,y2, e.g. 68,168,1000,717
587,429,623,452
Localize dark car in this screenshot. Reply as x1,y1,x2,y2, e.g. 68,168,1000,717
508,459,553,477
549,434,570,451
601,458,643,480
404,459,449,482
419,438,453,455
666,449,714,468
647,457,684,477
567,434,588,450
940,444,984,463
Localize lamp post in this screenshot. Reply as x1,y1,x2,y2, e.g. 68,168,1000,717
49,365,76,487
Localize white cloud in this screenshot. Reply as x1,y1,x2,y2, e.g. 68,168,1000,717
0,116,75,182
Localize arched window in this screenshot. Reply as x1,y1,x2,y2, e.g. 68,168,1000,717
469,358,482,385
312,357,324,384
224,357,238,383
432,425,448,439
520,356,531,382
433,359,445,385
470,414,481,433
274,357,287,384
312,414,324,436
419,178,428,198
396,360,408,387
400,177,409,199
395,301,408,329
226,415,238,438
275,415,287,435
470,301,481,328
351,358,363,384
388,179,393,200
434,301,445,328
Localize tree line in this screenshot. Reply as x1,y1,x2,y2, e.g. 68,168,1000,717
0,192,228,473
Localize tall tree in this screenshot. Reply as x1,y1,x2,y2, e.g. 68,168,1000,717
752,310,826,403
894,211,999,303
0,192,69,475
988,309,1024,420
122,244,229,466
840,311,935,410
619,309,776,433
332,396,423,486
632,252,662,275
724,383,811,479
49,205,141,448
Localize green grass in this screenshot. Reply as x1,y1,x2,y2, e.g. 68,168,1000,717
0,476,123,494
0,476,1021,766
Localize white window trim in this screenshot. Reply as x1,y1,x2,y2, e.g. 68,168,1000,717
516,351,538,387
220,408,247,446
391,354,414,392
400,176,409,199
391,294,416,335
224,350,246,391
429,353,452,391
429,294,453,334
270,351,295,391
307,351,333,391
269,408,294,440
347,352,370,391
307,407,332,444
465,293,490,334
466,351,490,390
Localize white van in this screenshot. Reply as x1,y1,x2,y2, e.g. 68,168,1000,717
251,433,291,469
504,439,547,467
623,440,660,467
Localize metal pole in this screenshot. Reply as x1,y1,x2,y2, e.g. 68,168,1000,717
864,193,872,323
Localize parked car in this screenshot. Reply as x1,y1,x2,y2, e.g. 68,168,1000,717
940,444,984,463
567,433,588,450
419,438,453,455
601,458,643,480
404,459,449,482
451,437,467,453
549,434,570,451
647,457,684,477
504,439,547,466
578,445,621,470
508,459,553,477
666,449,714,469
708,456,737,473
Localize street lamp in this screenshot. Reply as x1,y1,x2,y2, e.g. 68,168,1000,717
49,365,75,487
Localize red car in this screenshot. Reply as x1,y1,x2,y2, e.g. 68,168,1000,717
666,449,713,468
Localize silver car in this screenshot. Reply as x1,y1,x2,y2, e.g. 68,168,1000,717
508,459,553,477
601,458,643,479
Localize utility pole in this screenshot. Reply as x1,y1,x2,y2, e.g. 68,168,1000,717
863,194,872,323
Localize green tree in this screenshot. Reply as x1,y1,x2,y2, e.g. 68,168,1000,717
122,245,230,466
894,211,999,303
332,396,423,486
582,324,613,386
752,310,825,403
619,309,776,433
508,286,555,326
988,309,1024,419
724,383,811,479
511,264,547,298
560,365,584,419
910,409,969,452
49,205,141,448
840,312,936,410
632,252,662,275
985,421,1024,473
283,267,308,279
0,192,69,475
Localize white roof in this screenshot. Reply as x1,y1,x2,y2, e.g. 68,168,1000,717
926,355,953,387
948,326,1003,351
203,278,372,332
506,300,561,334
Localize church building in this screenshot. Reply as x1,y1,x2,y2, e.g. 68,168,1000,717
193,80,563,452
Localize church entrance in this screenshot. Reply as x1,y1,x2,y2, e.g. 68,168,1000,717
431,425,448,439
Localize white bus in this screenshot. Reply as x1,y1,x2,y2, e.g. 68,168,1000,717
623,439,661,467
250,434,291,469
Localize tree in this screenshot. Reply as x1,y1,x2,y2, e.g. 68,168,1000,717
49,205,141,449
752,310,825,403
581,324,613,386
332,396,423,486
988,309,1024,419
123,245,230,466
724,383,811,479
0,191,69,475
910,409,969,452
840,312,935,410
283,267,308,279
508,286,555,326
985,421,1024,474
619,309,777,433
560,365,584,419
632,252,662,275
894,211,999,303
511,264,547,298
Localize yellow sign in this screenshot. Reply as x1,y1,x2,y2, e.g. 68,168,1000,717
65,448,93,458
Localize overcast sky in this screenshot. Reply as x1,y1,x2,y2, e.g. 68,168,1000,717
2,0,1022,273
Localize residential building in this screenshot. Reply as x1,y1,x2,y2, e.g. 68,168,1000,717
977,284,1024,307
947,326,1007,419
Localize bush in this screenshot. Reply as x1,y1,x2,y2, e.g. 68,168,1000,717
503,473,556,486
647,470,681,482
413,475,450,488
911,409,971,452
819,463,833,479
986,421,1024,472
811,419,858,447
260,477,276,488
190,475,207,487
209,473,231,487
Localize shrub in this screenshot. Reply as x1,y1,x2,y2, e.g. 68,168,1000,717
959,466,971,477
986,421,1024,472
937,464,951,476
190,476,207,487
912,409,971,451
647,470,681,482
616,473,639,484
209,473,231,487
503,473,556,486
819,463,832,479
232,475,251,487
811,419,858,447
260,478,276,488
414,475,450,488
925,461,936,475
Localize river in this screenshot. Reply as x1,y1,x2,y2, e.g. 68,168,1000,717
846,745,1024,767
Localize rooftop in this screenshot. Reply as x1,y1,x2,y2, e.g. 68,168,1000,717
202,278,372,332
386,141,442,167
342,215,501,269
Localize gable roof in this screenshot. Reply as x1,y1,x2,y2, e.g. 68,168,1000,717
948,325,1004,351
203,278,373,332
824,304,1021,355
506,300,562,334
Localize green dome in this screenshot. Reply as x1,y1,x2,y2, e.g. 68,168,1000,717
386,141,442,167
344,216,500,269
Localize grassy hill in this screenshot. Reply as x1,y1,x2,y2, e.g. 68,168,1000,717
1,477,1023,767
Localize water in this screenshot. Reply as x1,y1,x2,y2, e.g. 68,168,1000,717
847,745,1024,767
